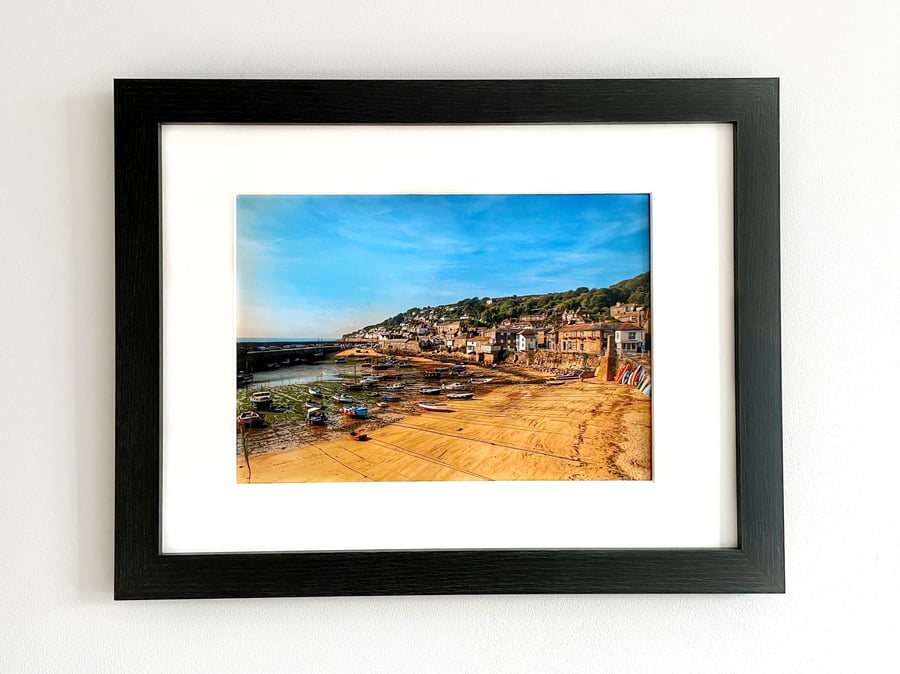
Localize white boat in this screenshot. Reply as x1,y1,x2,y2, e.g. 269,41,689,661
446,392,474,400
418,402,452,412
249,390,273,410
333,393,354,403
441,382,466,391
237,411,264,428
305,407,326,425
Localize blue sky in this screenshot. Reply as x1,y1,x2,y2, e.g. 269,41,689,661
236,194,649,338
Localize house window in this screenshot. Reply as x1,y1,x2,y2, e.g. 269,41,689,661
629,332,636,340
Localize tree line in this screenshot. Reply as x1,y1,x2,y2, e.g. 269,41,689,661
359,271,649,333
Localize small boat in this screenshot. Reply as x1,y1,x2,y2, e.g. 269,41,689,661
308,386,323,397
270,404,289,412
398,361,412,368
384,383,404,390
343,382,365,390
446,392,474,400
237,411,265,428
545,379,566,386
469,377,493,384
335,357,347,363
418,402,452,412
349,430,368,441
282,358,291,365
381,394,401,402
451,364,466,372
250,391,273,410
418,388,442,395
549,373,579,381
333,393,354,403
341,405,368,419
305,400,320,408
306,407,327,425
441,382,466,391
376,402,389,408
423,370,442,379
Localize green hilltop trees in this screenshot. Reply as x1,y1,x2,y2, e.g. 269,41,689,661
352,271,649,336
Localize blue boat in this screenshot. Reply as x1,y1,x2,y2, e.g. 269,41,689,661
341,405,368,419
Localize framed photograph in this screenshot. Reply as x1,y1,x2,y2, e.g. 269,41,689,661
115,78,783,598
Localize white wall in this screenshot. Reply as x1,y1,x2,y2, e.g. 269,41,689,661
2,1,898,671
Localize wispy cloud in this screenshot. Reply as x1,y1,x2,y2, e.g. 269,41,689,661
236,194,649,337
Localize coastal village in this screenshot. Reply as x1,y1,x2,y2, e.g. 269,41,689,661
236,297,652,484
235,194,653,483
343,301,649,371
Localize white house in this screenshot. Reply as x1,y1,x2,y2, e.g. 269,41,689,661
516,329,537,352
614,324,645,353
467,336,489,354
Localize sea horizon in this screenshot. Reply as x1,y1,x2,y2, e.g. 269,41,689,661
237,337,339,343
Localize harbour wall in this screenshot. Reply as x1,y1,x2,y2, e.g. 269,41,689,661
237,343,342,372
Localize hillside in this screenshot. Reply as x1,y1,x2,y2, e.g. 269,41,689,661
354,272,649,334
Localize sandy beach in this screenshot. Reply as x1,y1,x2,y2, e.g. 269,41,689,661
237,350,651,482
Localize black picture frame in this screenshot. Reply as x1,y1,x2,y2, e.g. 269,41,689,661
115,78,783,598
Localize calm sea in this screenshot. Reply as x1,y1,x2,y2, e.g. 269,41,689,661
237,337,337,343
248,362,350,386
238,337,350,386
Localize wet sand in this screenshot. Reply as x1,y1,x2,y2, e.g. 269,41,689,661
237,352,651,482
